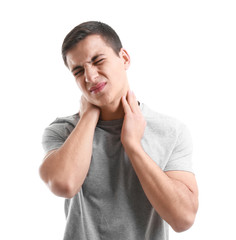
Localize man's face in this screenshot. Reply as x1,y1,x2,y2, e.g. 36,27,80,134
66,34,130,108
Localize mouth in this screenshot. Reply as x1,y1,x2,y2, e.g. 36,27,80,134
89,82,107,94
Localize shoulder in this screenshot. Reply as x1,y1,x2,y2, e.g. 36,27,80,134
42,113,79,153
43,113,79,139
140,103,193,172
140,103,188,138
49,113,79,127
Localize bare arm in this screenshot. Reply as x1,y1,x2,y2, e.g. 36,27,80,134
39,96,100,198
121,91,199,232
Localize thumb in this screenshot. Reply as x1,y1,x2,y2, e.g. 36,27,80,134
121,95,131,114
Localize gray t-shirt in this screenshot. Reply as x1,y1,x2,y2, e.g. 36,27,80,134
42,103,193,240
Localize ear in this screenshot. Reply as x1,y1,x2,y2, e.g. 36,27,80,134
119,48,130,70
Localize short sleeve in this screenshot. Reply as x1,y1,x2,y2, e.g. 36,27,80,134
164,124,194,173
42,117,77,154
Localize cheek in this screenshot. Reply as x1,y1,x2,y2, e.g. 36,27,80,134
76,79,85,91
109,65,125,82
76,80,92,100
113,69,127,87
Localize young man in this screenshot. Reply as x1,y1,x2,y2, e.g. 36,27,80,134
40,21,198,240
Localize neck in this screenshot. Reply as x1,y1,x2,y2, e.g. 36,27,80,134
99,98,125,121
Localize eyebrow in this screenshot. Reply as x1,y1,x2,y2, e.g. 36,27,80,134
71,54,105,73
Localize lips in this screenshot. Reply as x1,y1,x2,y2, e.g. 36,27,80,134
89,82,107,94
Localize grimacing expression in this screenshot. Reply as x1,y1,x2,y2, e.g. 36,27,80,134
66,35,130,108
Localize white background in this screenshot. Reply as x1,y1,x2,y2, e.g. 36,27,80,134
1,0,235,239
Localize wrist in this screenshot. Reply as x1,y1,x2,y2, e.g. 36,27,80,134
123,141,143,156
80,109,100,124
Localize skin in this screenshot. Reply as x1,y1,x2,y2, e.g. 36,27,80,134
39,34,198,232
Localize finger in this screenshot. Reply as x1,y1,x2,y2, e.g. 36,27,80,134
121,95,132,114
127,90,139,113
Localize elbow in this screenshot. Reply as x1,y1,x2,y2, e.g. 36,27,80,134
48,178,79,198
39,165,79,198
171,212,196,233
171,196,199,232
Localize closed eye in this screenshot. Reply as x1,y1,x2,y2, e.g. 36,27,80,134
94,58,105,65
74,69,84,76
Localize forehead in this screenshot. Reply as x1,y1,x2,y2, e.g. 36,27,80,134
66,35,113,69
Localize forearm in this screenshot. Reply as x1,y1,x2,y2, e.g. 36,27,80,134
125,144,197,232
40,111,98,198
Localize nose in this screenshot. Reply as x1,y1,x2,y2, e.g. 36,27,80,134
84,65,99,83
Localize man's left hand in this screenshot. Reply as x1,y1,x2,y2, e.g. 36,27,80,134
121,90,146,150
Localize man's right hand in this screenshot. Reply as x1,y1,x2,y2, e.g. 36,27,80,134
79,95,100,121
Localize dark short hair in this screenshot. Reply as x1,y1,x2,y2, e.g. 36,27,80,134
62,21,123,67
